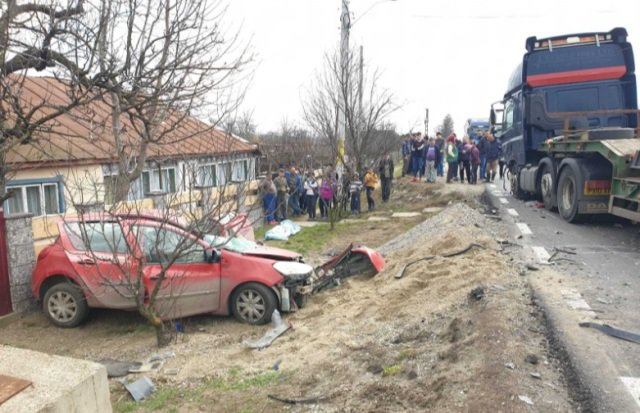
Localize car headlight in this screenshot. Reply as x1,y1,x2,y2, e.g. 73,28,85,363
273,261,313,282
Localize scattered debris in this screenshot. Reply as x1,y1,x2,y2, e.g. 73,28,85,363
272,359,282,371
525,201,545,209
530,372,542,380
123,377,155,402
526,263,540,271
596,298,611,305
468,286,485,301
505,362,516,370
128,360,164,374
579,322,640,345
267,394,330,405
164,368,179,376
243,310,290,349
98,359,142,378
525,354,539,365
395,243,485,279
518,395,534,405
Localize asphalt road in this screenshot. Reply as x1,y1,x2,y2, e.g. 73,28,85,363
484,178,640,412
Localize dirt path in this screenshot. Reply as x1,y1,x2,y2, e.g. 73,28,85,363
0,179,576,412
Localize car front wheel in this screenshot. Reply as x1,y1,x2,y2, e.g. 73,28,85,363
43,282,89,328
231,283,277,325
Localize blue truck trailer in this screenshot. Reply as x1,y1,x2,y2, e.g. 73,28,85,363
490,27,640,222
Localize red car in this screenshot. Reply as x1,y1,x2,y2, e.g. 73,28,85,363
32,214,314,327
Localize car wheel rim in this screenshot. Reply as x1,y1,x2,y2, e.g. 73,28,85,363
237,290,266,322
562,179,575,211
541,173,553,199
48,291,77,322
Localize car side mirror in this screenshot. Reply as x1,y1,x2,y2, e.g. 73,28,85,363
204,249,221,263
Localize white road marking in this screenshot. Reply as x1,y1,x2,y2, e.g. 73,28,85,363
499,197,509,204
620,377,640,408
561,289,597,319
531,246,551,263
516,223,533,235
488,184,496,189
507,208,519,216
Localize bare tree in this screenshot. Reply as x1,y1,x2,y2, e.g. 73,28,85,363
302,48,398,175
438,114,455,138
94,0,252,203
226,109,257,141
0,0,105,200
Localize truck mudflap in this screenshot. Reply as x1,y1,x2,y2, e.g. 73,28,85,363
578,197,610,214
310,243,385,293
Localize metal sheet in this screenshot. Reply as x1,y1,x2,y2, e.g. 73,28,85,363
601,138,640,158
0,374,32,405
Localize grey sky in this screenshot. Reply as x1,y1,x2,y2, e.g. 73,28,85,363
227,0,640,136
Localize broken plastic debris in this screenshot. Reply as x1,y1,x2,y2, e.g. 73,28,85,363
243,310,290,350
518,395,534,405
123,377,155,402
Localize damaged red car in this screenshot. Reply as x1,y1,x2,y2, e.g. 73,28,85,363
31,214,316,327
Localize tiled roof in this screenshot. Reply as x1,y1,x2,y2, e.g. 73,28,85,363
5,76,258,169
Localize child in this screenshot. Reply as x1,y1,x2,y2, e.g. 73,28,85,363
363,167,379,212
349,173,363,215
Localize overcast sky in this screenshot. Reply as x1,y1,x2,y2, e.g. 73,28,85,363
226,0,640,137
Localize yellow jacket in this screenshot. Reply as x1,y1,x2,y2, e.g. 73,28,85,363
364,172,379,188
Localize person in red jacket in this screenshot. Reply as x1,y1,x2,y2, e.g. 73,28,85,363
470,142,481,184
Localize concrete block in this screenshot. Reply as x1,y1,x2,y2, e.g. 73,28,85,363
0,345,112,413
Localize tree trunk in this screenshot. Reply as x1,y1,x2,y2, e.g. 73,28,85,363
154,321,174,347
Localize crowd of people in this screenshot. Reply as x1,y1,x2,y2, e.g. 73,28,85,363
259,157,395,224
401,130,503,185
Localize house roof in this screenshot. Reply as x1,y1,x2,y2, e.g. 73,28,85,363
5,76,259,169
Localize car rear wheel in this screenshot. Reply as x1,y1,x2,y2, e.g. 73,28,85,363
231,283,276,325
43,282,89,328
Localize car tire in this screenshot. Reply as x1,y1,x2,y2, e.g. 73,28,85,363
557,167,581,223
230,283,277,325
540,166,557,211
43,282,89,328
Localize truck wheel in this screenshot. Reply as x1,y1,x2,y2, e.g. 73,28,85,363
43,282,89,328
540,166,557,211
557,167,581,222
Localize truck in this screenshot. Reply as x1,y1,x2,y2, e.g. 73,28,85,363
490,27,640,222
464,118,490,144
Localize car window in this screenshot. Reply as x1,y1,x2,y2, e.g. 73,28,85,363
65,222,128,254
203,234,257,253
136,226,204,264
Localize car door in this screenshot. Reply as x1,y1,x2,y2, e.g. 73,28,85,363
133,224,221,319
60,220,138,309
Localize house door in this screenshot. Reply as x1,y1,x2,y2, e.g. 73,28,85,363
0,208,13,315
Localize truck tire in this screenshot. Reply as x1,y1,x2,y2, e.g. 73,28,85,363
557,167,581,222
540,165,556,211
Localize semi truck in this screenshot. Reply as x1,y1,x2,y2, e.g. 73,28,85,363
490,27,640,222
464,118,490,144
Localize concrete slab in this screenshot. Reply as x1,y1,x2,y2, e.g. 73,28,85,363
295,221,321,227
367,216,390,222
391,212,422,218
422,207,442,214
0,345,112,413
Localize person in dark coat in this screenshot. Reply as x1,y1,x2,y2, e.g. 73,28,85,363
378,154,394,202
411,135,426,181
470,142,480,184
485,132,502,182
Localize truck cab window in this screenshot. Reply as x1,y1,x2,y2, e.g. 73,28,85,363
504,100,515,131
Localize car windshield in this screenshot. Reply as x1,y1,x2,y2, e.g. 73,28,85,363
203,234,258,253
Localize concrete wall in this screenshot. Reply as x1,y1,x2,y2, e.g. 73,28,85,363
5,213,37,313
0,345,112,413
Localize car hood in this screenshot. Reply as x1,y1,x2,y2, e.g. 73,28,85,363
241,245,302,261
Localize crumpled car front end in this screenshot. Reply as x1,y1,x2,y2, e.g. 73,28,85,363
272,261,315,312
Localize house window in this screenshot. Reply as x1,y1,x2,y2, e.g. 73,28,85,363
232,160,249,181
142,167,177,194
4,182,62,216
198,164,217,187
218,162,232,186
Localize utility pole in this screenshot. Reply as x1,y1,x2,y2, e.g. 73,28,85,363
338,0,350,174
424,108,429,136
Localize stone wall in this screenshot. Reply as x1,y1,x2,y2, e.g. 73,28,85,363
5,213,37,313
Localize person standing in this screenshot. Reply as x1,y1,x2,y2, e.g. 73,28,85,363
318,174,334,218
401,136,412,177
459,136,472,184
424,137,439,183
378,154,394,202
364,167,379,211
485,131,502,182
349,173,363,215
274,169,289,221
287,167,303,216
303,172,318,220
435,132,445,177
445,134,459,183
477,131,488,181
470,141,480,184
411,134,426,181
259,174,277,225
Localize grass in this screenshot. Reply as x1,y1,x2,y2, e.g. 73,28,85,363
256,221,361,256
114,370,282,413
382,365,402,377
